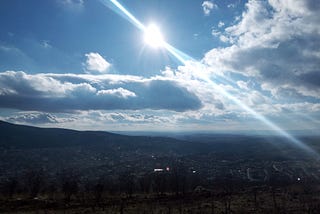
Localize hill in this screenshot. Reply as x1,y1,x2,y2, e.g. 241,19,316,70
0,120,207,154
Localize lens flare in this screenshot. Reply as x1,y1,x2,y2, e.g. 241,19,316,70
101,0,319,158
144,24,165,48
100,0,146,31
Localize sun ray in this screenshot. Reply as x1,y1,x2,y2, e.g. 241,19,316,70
144,24,165,48
99,0,145,31
101,0,319,158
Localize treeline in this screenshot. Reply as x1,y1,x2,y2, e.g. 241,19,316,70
1,166,320,213
1,164,201,201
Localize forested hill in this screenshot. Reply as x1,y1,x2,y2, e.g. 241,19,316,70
0,120,206,154
0,120,316,159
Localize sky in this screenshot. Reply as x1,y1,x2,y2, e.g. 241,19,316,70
0,0,319,133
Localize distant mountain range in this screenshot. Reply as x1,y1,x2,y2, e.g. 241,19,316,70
0,120,207,154
0,120,316,159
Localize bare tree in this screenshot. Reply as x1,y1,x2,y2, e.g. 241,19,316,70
24,168,45,199
210,192,216,214
119,171,135,198
58,169,79,203
138,174,151,194
46,180,58,200
153,172,166,195
93,181,104,207
219,175,235,214
252,186,259,210
169,160,187,196
1,176,18,199
268,175,280,211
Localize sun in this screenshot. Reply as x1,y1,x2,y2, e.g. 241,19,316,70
144,24,165,48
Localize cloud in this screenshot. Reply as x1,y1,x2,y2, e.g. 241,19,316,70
227,3,236,8
202,1,217,16
98,112,170,124
135,0,319,131
211,29,221,37
219,35,229,43
218,21,225,28
59,0,84,10
1,0,319,132
4,112,74,124
0,71,202,112
84,52,111,73
203,0,320,100
41,40,51,49
236,81,249,90
97,88,136,99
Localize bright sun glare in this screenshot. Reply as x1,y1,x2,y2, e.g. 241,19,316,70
144,24,165,48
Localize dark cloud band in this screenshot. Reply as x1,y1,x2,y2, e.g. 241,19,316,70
0,71,202,112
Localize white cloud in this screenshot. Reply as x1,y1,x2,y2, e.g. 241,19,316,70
2,0,320,132
227,3,236,8
218,21,225,28
219,35,229,43
97,88,136,99
202,1,217,16
211,29,221,37
7,112,60,124
0,70,71,97
41,40,51,48
59,0,84,10
84,52,111,73
237,81,249,90
145,0,320,130
97,112,170,124
3,111,77,125
0,71,202,112
203,0,320,100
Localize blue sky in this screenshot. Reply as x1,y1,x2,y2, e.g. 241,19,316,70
0,0,319,133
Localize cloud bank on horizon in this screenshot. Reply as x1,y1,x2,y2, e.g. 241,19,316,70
0,0,319,132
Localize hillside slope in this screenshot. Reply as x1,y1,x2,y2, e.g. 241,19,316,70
0,120,206,154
